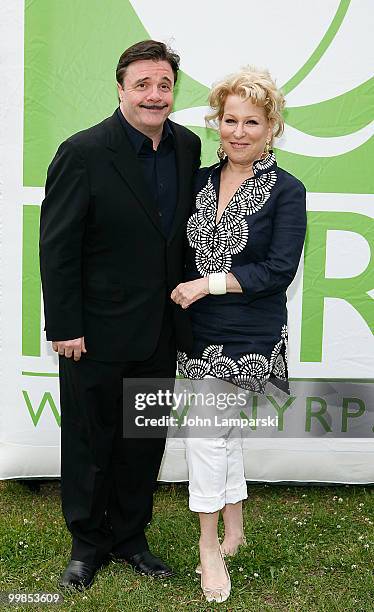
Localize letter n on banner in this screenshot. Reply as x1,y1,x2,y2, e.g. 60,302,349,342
22,205,41,356
300,212,374,362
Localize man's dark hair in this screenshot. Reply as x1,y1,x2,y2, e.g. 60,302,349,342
116,40,180,85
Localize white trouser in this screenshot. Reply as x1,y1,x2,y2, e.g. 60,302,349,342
185,436,248,513
183,378,248,513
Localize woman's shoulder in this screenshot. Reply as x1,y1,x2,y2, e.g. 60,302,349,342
193,163,220,192
276,166,306,193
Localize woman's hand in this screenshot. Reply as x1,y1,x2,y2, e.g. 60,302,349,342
171,278,209,309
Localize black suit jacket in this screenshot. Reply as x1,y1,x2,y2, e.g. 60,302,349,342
39,110,201,361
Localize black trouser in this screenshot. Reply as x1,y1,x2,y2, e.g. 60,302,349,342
58,312,176,566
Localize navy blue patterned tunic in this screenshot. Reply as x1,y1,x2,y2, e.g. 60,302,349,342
177,152,307,393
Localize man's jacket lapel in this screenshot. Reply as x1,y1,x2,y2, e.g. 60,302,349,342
105,112,164,236
168,121,193,244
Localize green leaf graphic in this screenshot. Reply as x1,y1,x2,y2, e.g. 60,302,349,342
24,0,149,186
174,72,209,112
24,0,371,194
281,0,351,95
24,0,209,186
275,135,374,194
285,78,374,137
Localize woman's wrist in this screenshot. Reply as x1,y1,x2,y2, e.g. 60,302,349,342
208,272,227,295
226,272,243,293
200,277,210,295
203,273,243,295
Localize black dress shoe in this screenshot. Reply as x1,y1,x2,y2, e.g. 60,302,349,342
59,560,98,590
114,550,173,578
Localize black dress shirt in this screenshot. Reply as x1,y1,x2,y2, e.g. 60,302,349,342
116,108,177,237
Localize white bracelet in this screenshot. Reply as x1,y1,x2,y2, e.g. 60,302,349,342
208,272,227,295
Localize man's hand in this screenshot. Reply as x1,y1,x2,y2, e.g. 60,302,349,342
52,337,87,361
171,278,209,309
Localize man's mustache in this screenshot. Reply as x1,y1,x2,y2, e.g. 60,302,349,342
139,104,169,110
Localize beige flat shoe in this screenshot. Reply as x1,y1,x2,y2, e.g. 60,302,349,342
200,546,231,604
196,535,247,574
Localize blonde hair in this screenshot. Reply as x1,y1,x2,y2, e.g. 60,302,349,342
206,66,285,145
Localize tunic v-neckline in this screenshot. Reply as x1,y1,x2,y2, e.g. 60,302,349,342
215,172,255,225
214,174,254,225
210,151,277,226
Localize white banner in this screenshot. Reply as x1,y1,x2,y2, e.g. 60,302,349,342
0,0,373,482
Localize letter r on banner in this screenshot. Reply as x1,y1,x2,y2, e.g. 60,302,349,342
301,212,374,362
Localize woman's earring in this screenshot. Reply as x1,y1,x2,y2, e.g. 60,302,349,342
217,142,227,161
263,140,271,157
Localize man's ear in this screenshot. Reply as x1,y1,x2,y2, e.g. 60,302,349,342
117,82,123,104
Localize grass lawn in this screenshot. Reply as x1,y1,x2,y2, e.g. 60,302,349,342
0,480,373,611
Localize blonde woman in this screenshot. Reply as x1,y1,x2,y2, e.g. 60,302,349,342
171,67,306,602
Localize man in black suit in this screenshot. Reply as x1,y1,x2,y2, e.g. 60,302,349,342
39,40,201,590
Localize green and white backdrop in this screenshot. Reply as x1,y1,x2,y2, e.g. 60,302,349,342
0,0,373,481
